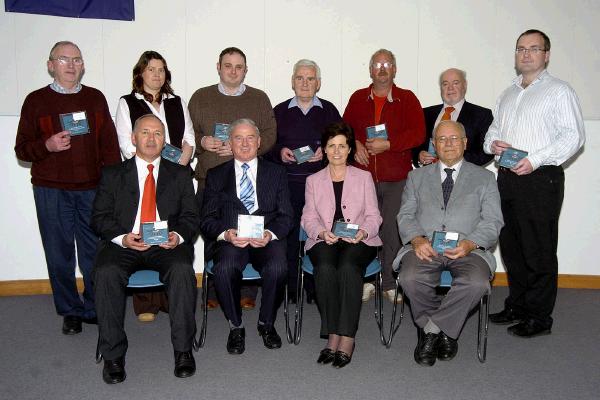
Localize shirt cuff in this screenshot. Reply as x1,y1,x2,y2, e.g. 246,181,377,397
266,230,278,241
112,234,127,248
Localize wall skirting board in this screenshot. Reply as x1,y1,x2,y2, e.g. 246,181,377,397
0,273,599,297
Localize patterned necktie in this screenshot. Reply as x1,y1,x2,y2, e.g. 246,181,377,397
141,164,156,223
239,163,255,213
441,106,455,121
442,168,455,207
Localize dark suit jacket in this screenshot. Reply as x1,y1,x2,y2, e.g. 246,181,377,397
412,101,493,167
91,157,200,244
200,159,293,242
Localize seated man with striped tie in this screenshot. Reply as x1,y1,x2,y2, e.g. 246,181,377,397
392,120,503,367
200,118,293,355
91,114,200,383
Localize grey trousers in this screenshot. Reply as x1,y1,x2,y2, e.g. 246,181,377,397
398,250,490,339
375,180,406,291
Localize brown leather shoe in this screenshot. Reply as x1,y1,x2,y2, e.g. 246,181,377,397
206,299,219,310
240,297,256,310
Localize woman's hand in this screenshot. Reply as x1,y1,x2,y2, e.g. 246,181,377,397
319,230,339,245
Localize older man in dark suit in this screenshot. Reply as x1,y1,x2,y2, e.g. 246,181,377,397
394,120,503,367
92,114,199,384
200,118,293,355
414,68,493,167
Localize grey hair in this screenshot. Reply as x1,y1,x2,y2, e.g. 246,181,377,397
49,41,82,60
228,118,260,136
438,68,467,87
292,59,321,80
133,114,165,132
433,120,466,139
369,48,396,68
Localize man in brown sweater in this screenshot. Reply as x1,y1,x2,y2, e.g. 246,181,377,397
189,46,276,309
14,41,121,335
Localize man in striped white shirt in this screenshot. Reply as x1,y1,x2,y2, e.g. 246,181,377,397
483,29,585,338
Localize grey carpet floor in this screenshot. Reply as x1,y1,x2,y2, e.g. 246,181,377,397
1,286,598,400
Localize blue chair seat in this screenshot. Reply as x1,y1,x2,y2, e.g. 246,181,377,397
204,260,261,280
127,270,163,288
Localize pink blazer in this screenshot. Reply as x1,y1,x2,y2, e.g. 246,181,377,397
301,165,383,251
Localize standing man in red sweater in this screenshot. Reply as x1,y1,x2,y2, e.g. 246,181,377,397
343,49,425,302
14,41,121,335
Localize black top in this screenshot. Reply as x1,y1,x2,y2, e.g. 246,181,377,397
332,180,344,230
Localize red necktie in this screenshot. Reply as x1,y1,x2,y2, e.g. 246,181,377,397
140,164,156,223
441,106,455,121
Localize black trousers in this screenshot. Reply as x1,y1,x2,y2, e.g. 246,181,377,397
212,240,287,327
308,241,376,338
93,242,197,360
497,166,564,327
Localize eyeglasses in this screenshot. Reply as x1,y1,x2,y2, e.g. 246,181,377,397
515,47,546,55
435,135,465,144
372,62,394,69
52,56,84,66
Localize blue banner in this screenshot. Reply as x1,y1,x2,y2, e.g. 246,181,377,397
5,0,135,21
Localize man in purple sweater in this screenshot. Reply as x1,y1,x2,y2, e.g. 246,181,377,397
270,59,341,300
14,41,121,335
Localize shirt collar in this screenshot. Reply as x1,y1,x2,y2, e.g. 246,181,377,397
135,155,161,175
218,82,246,96
234,158,258,170
443,98,465,114
368,85,394,102
50,80,82,94
513,69,548,89
288,96,323,114
439,159,464,177
134,92,172,101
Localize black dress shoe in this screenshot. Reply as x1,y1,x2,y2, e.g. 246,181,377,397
332,351,352,368
489,308,523,325
414,329,439,367
227,327,246,354
82,316,98,325
257,325,282,349
316,348,336,364
437,332,458,361
102,357,126,384
508,319,551,338
62,316,82,335
174,351,196,378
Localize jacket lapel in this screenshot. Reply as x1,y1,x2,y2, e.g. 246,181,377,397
124,158,140,228
156,160,171,218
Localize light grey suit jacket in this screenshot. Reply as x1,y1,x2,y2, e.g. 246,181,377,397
392,161,504,273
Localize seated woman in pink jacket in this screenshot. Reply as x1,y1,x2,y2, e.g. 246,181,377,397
301,122,382,368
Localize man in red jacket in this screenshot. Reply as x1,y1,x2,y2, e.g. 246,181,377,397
343,48,425,302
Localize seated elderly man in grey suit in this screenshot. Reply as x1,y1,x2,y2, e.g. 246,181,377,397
393,120,503,367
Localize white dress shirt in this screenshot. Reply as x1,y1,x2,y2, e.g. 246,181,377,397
115,93,196,160
484,70,585,170
111,156,184,247
434,98,465,127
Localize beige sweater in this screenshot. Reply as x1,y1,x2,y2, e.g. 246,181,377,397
188,84,276,188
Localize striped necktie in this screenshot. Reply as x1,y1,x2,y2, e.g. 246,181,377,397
239,163,255,213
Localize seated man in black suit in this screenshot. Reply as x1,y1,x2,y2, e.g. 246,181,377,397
200,118,293,355
413,68,493,167
92,114,200,384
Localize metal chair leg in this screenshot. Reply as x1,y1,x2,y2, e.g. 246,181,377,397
194,271,209,351
293,270,305,345
283,284,293,344
477,293,489,363
375,274,404,348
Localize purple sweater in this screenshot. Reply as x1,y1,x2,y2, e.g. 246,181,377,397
270,97,341,183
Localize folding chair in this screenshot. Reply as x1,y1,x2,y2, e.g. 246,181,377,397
194,260,291,350
439,270,490,363
289,228,403,347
